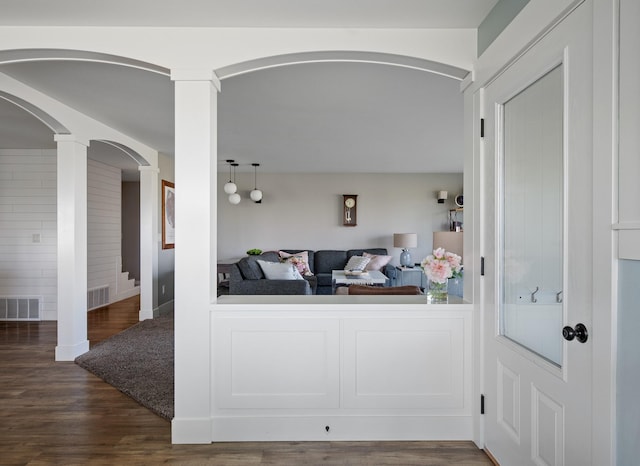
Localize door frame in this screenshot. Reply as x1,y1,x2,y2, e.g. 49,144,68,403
467,0,618,463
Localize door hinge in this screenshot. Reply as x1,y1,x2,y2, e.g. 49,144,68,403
480,256,485,276
481,394,485,414
480,118,485,138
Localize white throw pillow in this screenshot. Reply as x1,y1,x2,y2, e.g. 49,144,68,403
257,260,304,280
363,252,392,271
344,255,371,272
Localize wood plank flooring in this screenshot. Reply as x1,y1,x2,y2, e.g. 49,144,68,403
0,296,493,465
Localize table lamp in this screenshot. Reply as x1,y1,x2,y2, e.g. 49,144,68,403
393,233,418,267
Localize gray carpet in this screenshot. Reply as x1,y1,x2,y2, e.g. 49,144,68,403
75,313,174,421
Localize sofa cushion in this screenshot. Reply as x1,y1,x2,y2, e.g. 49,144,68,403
257,260,304,280
279,250,314,276
347,248,388,259
314,250,348,274
344,255,371,271
237,251,279,280
363,251,392,271
280,249,315,273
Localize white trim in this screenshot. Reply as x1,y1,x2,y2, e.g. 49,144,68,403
211,415,473,442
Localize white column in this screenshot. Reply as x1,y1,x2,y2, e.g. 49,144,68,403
138,165,159,321
170,69,219,444
55,134,90,361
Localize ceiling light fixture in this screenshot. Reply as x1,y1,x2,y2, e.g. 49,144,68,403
250,163,263,203
228,163,241,204
223,159,237,194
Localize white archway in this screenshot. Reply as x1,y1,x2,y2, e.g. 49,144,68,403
0,50,164,360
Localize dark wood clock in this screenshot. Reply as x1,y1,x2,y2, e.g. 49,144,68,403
343,195,357,226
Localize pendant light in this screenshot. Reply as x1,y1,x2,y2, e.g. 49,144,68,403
250,163,263,203
228,163,241,204
223,159,237,194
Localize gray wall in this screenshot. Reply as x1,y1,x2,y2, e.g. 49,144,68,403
121,181,140,282
617,260,640,465
217,172,463,265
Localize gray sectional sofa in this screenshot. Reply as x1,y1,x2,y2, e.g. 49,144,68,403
229,248,396,295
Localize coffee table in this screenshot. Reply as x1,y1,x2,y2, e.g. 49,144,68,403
331,270,388,293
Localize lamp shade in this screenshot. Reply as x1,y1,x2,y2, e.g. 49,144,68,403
433,231,463,261
393,233,418,249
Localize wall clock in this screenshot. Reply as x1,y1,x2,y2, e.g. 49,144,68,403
343,195,358,226
455,194,464,208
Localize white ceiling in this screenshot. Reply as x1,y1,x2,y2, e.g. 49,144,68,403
1,0,498,28
0,1,497,179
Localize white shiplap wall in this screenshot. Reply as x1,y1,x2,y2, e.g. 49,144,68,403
87,158,122,303
0,149,57,320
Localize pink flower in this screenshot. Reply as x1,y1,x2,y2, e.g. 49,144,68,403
421,249,462,284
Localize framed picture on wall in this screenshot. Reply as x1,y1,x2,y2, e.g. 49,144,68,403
162,180,175,249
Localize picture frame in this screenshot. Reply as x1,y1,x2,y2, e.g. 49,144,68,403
162,180,175,249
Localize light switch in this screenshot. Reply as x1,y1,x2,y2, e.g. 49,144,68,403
32,233,41,243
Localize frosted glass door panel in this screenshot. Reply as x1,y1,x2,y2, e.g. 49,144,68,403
501,65,563,365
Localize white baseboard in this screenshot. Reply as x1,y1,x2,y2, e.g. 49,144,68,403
55,339,90,361
210,415,473,442
171,417,212,444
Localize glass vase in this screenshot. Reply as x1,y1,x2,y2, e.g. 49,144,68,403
427,280,448,303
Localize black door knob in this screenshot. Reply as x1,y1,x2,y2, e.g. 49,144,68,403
562,323,588,343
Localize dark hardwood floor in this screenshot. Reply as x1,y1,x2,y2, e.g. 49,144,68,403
0,296,492,465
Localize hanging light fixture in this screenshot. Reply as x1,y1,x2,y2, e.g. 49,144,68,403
250,163,263,203
228,163,241,204
223,159,237,194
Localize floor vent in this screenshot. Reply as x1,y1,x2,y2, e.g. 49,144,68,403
0,297,41,321
88,286,110,311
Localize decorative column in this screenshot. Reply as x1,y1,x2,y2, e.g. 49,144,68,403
138,165,159,321
170,69,219,443
54,134,90,361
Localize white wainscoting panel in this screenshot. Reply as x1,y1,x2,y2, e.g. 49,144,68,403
211,303,473,442
342,317,464,409
214,318,340,409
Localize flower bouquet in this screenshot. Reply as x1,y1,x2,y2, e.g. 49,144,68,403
420,248,462,302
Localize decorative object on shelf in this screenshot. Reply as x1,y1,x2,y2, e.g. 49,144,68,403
421,248,462,303
250,163,263,203
437,190,448,203
223,159,237,195
161,180,175,250
393,233,418,267
228,163,241,204
343,194,358,226
448,208,464,232
455,194,463,207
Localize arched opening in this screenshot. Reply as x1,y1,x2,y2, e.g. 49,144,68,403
215,52,469,298
0,52,167,356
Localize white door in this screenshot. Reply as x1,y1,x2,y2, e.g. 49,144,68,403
482,3,593,465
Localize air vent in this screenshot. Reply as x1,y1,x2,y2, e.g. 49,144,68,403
87,286,110,310
0,297,40,321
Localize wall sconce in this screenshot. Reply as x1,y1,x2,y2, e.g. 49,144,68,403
228,163,241,204
393,233,418,267
250,163,263,203
437,190,448,204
